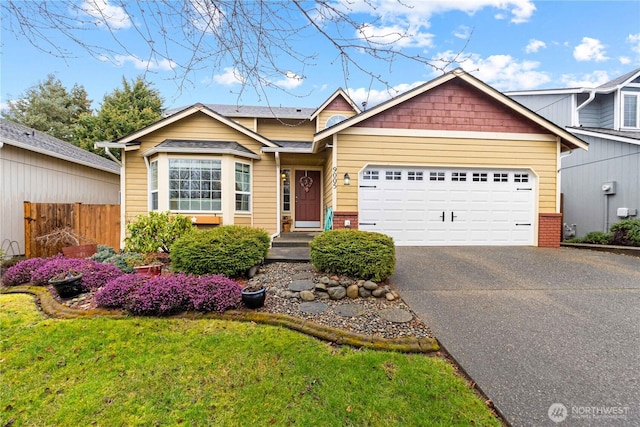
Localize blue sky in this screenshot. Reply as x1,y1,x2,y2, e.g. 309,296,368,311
1,0,639,112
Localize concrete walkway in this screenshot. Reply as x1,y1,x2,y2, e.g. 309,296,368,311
391,246,640,427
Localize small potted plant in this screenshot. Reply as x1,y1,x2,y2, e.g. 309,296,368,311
48,270,83,298
132,253,163,277
241,284,266,309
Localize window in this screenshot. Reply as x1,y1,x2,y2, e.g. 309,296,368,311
623,93,639,128
386,170,402,181
472,172,488,182
149,160,158,210
493,173,508,182
235,162,251,212
429,172,445,181
514,173,529,183
407,171,424,181
282,169,291,212
169,159,221,211
325,114,347,128
451,172,467,182
363,170,379,180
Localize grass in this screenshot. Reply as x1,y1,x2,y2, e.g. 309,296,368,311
1,294,501,426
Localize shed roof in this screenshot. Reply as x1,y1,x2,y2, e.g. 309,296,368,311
0,118,120,174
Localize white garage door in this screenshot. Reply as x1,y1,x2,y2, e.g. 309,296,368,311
358,167,536,246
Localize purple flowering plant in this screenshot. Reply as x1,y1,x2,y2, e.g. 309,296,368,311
31,257,124,291
95,274,148,308
1,257,52,286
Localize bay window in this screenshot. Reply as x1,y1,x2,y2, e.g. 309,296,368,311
149,160,158,210
235,162,251,212
169,159,222,211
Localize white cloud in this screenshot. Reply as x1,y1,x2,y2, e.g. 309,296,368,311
213,67,245,86
525,39,546,54
81,0,131,30
620,57,632,65
431,50,551,91
274,71,304,90
454,25,472,40
560,71,610,88
627,33,640,55
573,37,609,62
110,54,175,71
347,81,425,108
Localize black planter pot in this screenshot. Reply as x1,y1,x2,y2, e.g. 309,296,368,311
49,273,83,299
241,286,266,309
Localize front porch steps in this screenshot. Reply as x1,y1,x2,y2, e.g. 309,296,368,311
266,232,319,263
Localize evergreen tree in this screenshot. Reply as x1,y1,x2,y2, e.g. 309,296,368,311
74,77,164,159
2,74,91,141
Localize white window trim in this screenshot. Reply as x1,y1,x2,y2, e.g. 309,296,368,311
234,161,252,213
282,168,291,212
149,159,159,211
621,92,640,129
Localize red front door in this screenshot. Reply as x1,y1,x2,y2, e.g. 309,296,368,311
295,170,321,228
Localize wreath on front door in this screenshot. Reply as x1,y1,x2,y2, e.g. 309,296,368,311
299,175,314,193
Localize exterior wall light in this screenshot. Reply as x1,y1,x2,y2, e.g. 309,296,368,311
344,173,350,186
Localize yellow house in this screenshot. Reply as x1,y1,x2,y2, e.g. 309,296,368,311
100,69,587,248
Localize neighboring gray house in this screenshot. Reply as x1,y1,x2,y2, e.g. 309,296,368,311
507,69,640,239
0,118,121,257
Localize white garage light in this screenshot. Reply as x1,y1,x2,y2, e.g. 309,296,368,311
344,173,350,186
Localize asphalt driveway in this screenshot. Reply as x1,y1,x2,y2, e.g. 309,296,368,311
391,247,640,427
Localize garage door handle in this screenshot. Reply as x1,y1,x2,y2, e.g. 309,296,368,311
359,222,376,226
517,188,532,191
451,212,457,222
359,185,377,188
440,211,445,222
516,223,531,226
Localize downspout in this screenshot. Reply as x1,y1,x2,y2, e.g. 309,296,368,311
272,151,281,242
104,146,122,167
575,89,596,126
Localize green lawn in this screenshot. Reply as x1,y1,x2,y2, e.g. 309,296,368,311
1,294,501,426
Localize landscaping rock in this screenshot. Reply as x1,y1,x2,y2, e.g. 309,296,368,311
316,292,330,300
335,304,365,317
359,288,372,298
298,301,328,314
328,286,346,300
292,272,314,280
379,308,413,323
357,280,365,287
385,292,395,301
289,279,315,292
346,284,359,299
339,279,352,287
318,276,331,285
372,288,386,298
327,279,340,287
315,283,327,292
363,280,378,290
300,290,315,301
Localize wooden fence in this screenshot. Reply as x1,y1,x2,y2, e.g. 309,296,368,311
24,202,120,258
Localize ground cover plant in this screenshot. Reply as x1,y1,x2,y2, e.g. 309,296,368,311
0,294,501,426
310,229,396,281
171,225,270,277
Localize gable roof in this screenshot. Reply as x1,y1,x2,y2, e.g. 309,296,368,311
142,139,261,159
309,88,361,120
596,68,640,91
113,104,278,148
0,118,120,174
314,69,588,151
568,126,640,146
506,68,640,96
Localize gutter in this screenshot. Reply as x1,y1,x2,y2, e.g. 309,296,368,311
94,141,125,167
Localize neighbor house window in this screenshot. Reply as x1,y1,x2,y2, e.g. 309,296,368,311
235,162,251,212
282,169,291,212
149,160,158,210
169,159,221,211
623,93,639,128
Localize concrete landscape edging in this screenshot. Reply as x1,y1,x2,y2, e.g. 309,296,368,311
1,285,439,354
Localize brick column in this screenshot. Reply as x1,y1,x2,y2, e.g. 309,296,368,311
333,211,359,229
538,213,562,248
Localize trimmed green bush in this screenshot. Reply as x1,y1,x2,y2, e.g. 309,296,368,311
170,225,270,277
124,211,195,253
610,218,640,246
567,231,613,245
309,229,395,281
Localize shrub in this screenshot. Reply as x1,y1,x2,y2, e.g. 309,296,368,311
95,274,149,308
309,229,396,282
610,218,640,247
187,274,242,313
574,231,613,245
90,245,117,263
1,257,51,286
31,258,124,291
171,226,270,277
124,211,194,253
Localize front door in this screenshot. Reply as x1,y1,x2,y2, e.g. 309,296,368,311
294,170,321,228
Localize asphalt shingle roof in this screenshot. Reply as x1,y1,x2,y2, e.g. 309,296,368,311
568,126,640,141
165,104,315,119
0,118,120,174
155,139,258,156
596,68,640,90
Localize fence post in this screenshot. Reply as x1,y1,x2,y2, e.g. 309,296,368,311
74,202,82,242
23,201,32,258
